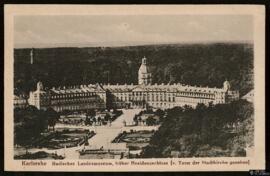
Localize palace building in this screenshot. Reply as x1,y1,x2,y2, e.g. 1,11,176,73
27,57,239,112
14,94,28,109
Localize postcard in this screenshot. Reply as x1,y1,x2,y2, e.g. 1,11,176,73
4,5,265,171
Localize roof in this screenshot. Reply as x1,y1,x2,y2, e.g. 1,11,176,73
47,83,226,95
138,63,150,74
103,84,136,92
103,83,225,94
242,89,254,101
50,84,106,95
31,89,47,95
14,94,28,100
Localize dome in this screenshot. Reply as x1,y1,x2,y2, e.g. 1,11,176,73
138,56,149,74
37,81,44,91
139,64,149,74
223,80,230,86
138,57,152,85
223,80,231,91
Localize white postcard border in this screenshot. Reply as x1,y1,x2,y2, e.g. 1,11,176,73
4,5,266,171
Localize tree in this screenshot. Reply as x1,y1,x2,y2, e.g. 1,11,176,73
46,107,60,131
86,109,96,118
14,106,48,147
196,103,207,111
14,43,253,96
85,117,91,126
141,100,253,158
137,116,142,125
146,116,156,126
183,105,193,112
133,115,139,125
92,117,97,125
104,114,110,122
155,109,165,117
97,117,101,125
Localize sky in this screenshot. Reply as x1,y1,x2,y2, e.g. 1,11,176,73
14,15,253,48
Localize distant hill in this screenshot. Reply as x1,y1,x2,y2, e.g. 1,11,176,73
14,43,253,96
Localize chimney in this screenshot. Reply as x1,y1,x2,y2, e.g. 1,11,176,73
30,48,34,64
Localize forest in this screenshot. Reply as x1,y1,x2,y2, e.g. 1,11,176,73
14,43,253,96
141,99,254,158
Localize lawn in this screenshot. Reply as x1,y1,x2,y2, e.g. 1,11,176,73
34,128,95,149
112,130,155,151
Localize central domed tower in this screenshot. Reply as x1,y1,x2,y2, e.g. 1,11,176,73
138,56,152,85
223,80,231,92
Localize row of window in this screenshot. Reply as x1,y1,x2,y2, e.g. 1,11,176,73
131,102,175,108
51,92,100,99
52,104,105,112
51,99,104,105
33,91,223,101
176,97,212,104
51,97,98,102
112,92,218,100
176,92,216,98
14,99,27,104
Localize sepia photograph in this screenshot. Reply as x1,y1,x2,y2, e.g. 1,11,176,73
4,5,265,171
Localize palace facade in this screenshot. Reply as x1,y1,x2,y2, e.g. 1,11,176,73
26,57,239,112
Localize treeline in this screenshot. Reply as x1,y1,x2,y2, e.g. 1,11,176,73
141,100,254,158
14,106,59,147
14,43,253,96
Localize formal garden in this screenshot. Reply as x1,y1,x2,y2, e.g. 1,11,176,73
32,128,95,149
112,130,156,152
